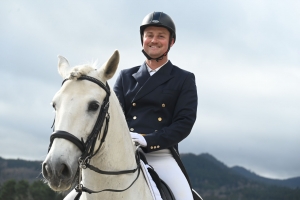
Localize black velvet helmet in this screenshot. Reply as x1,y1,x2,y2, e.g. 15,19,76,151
140,12,176,45
140,12,176,61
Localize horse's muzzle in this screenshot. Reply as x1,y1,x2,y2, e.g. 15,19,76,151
42,160,74,191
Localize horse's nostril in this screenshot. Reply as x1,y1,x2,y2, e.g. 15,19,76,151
60,164,71,178
42,163,52,179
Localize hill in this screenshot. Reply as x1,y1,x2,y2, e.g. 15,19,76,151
1,154,300,199
231,165,300,189
0,157,42,184
181,153,300,199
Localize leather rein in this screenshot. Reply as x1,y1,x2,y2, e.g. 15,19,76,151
47,75,141,199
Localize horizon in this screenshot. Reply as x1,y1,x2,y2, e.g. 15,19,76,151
0,151,298,181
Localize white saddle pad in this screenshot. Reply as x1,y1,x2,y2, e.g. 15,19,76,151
140,160,163,200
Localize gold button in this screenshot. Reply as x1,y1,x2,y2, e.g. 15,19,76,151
158,117,162,121
130,128,134,131
157,145,160,148
162,103,165,107
150,146,153,149
132,103,136,106
154,146,157,149
133,116,137,120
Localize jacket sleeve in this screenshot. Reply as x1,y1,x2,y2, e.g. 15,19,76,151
143,73,198,153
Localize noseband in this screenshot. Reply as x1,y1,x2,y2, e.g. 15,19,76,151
47,75,141,199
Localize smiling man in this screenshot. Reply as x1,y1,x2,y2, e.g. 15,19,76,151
114,12,198,200
142,25,173,68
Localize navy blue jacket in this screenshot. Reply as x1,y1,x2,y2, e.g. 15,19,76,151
113,61,198,153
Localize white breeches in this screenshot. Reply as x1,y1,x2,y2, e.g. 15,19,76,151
143,149,193,200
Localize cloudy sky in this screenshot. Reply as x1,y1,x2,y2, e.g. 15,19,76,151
0,1,299,180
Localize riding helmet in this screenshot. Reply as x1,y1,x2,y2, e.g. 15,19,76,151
140,12,176,45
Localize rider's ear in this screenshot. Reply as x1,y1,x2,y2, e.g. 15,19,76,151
58,55,71,79
98,50,120,80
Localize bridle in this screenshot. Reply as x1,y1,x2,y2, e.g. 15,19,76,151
47,75,141,200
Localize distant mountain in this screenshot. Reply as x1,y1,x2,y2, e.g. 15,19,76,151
180,153,300,199
181,153,300,189
1,154,300,200
0,157,42,184
231,165,300,189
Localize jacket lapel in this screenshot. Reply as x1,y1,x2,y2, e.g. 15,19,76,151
132,61,174,102
132,62,150,87
131,63,150,101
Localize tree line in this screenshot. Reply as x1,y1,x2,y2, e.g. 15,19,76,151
0,179,64,200
1,178,300,200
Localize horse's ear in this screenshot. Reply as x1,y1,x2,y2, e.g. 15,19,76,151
98,50,120,80
58,55,71,79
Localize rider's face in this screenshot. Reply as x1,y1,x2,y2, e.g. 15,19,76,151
142,26,174,59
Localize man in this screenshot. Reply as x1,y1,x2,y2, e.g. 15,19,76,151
114,12,198,200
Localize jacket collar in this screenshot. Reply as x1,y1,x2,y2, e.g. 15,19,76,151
131,61,174,102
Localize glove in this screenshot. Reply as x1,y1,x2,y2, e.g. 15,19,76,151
130,132,147,147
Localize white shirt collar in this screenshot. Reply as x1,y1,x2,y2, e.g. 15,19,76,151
146,60,169,76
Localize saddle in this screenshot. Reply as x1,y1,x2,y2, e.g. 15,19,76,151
139,149,203,200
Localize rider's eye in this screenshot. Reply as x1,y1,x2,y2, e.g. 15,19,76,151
88,101,99,112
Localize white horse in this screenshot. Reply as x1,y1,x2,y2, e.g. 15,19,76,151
42,50,153,200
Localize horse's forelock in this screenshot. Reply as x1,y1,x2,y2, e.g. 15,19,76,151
68,64,97,80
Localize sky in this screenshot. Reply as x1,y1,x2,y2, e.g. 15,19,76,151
0,0,299,180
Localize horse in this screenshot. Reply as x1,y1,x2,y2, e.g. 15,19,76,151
42,50,154,200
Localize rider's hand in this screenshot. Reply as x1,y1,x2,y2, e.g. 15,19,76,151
130,132,147,147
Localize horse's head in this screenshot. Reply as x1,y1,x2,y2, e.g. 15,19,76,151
42,50,120,191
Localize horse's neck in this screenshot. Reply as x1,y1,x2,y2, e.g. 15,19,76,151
79,91,152,199
100,93,136,168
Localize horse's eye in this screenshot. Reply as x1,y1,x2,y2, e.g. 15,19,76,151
88,102,99,112
52,102,56,110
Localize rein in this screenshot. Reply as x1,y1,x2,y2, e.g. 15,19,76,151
47,75,141,199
